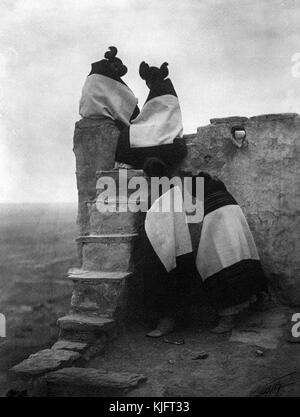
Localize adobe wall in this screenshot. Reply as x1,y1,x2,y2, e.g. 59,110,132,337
73,113,300,306
182,113,300,305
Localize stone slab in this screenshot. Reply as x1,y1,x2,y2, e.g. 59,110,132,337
10,349,80,379
52,340,88,353
68,268,132,283
96,169,145,181
44,367,147,397
58,314,115,333
76,233,139,244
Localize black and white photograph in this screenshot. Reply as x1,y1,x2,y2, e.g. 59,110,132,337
0,0,299,401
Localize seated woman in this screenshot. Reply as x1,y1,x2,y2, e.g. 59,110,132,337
115,61,187,169
143,161,268,336
79,46,139,130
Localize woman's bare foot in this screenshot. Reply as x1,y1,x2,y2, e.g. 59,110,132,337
210,315,235,334
146,317,175,338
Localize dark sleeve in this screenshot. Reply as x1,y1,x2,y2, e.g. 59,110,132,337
115,127,135,165
114,120,127,132
130,105,140,122
115,104,139,130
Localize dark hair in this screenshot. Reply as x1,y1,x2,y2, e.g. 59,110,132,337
89,46,127,78
143,157,169,178
191,171,227,198
139,61,169,86
196,171,212,180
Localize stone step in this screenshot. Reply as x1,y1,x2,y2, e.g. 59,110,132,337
96,168,144,181
67,269,133,318
76,233,139,243
77,234,141,272
43,367,147,397
88,201,145,235
52,340,89,353
58,314,115,334
68,268,132,283
58,314,115,344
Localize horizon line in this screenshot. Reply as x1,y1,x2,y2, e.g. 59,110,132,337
0,201,77,204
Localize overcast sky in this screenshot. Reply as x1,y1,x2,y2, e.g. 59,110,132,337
0,0,299,203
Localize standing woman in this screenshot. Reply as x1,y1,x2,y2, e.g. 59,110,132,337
193,173,269,333
142,158,199,337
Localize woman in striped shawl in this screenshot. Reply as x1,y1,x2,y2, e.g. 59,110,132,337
193,173,268,333
143,162,268,336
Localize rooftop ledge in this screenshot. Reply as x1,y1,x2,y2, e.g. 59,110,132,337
209,113,299,125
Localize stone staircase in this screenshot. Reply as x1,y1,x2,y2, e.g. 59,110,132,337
10,169,147,394
58,169,146,342
8,119,149,396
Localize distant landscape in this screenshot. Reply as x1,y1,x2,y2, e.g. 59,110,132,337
0,203,78,395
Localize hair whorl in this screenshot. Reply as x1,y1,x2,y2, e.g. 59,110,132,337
104,46,118,60
139,61,150,80
160,62,169,79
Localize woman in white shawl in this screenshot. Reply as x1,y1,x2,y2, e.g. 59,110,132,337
79,46,139,130
115,61,187,170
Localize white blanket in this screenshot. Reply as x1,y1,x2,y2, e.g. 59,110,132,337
130,95,183,147
79,74,138,126
145,186,192,272
195,205,260,280
145,189,260,278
